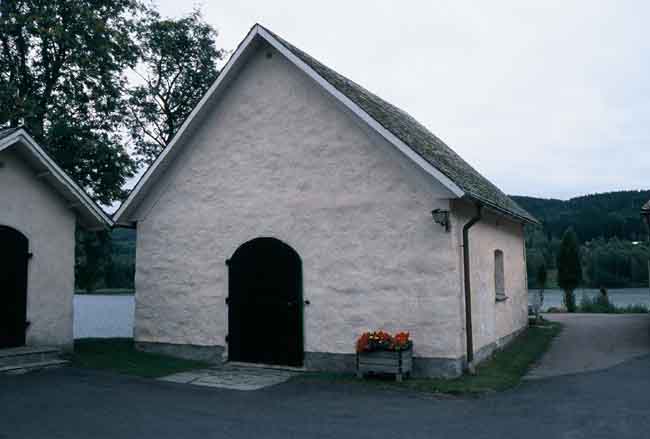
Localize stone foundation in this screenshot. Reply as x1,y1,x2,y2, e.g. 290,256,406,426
135,326,526,378
135,341,225,363
470,326,528,365
304,352,463,378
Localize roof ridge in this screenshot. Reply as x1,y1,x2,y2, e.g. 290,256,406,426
263,28,536,223
0,126,22,141
115,24,537,224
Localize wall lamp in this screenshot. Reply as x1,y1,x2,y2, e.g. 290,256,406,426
431,209,450,232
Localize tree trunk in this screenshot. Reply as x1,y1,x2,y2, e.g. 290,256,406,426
564,289,576,313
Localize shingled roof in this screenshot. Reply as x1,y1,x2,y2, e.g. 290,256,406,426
116,24,537,224
0,127,19,141
262,27,536,223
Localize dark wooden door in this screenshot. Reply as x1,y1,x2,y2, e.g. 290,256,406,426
0,226,29,348
227,237,303,367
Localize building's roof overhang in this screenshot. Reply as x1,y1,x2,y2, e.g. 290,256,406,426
0,128,113,230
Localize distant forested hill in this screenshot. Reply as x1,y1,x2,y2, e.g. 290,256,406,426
512,190,650,242
77,190,650,292
512,190,650,288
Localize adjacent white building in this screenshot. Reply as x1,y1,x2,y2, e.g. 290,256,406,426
115,25,537,377
0,128,112,350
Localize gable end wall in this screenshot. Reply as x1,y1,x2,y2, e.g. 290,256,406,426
0,148,76,348
132,43,466,364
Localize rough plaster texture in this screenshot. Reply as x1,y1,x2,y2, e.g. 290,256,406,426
131,43,464,366
450,199,529,359
0,148,76,349
130,42,529,375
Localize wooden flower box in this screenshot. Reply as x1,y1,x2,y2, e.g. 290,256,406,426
356,346,413,382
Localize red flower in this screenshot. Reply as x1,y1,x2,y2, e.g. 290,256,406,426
356,330,411,353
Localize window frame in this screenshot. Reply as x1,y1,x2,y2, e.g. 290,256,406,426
494,249,508,302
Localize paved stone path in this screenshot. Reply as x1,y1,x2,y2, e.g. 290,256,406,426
159,365,298,390
526,313,650,379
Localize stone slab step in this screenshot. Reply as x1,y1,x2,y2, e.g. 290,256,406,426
0,359,69,374
0,346,62,367
0,346,60,357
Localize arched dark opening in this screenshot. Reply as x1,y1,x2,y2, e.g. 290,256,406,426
0,226,29,348
227,237,303,366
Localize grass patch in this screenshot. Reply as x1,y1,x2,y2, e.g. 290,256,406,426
578,293,649,313
66,338,210,378
294,321,562,395
75,288,134,295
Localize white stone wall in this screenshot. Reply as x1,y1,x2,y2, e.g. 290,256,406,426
132,42,466,360
0,149,76,349
450,199,529,358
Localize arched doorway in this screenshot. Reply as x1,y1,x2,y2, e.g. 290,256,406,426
227,237,303,367
0,226,29,348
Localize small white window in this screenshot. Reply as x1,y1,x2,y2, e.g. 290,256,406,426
494,250,506,301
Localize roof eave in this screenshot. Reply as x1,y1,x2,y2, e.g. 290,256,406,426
113,25,265,223
465,193,539,225
0,129,113,229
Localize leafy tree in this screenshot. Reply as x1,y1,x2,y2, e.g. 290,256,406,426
0,0,141,203
0,2,226,289
526,248,544,287
557,228,582,312
126,9,224,165
0,2,225,201
103,228,136,289
536,261,547,301
75,229,112,292
583,237,649,288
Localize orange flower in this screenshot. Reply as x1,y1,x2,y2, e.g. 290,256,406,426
356,330,411,352
393,331,410,349
356,332,371,353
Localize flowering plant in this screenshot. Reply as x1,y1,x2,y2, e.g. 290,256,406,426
356,330,412,353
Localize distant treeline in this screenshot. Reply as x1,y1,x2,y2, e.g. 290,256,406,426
512,190,650,242
75,190,650,291
513,190,650,289
75,228,135,292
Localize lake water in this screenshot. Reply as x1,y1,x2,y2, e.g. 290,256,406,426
73,294,135,339
73,288,650,338
530,288,650,311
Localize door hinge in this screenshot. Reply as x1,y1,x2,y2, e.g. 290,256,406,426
225,334,229,343
225,297,229,305
27,252,33,259
225,258,231,266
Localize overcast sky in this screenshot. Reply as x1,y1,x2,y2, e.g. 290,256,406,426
155,0,650,200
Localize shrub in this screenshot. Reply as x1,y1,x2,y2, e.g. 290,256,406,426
564,291,577,313
578,293,649,314
579,293,616,313
617,304,650,313
557,228,582,312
